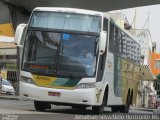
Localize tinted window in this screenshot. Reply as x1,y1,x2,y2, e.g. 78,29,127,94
103,18,108,31
23,30,99,76
109,22,140,64
30,11,101,33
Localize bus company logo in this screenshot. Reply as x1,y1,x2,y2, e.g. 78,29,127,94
37,76,50,81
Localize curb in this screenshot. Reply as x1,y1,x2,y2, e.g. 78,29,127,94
136,109,154,112
130,107,154,112
153,108,160,115
0,95,20,100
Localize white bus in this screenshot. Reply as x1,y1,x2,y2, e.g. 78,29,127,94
15,7,141,114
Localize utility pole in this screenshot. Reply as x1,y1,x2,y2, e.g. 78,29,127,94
16,46,20,95
132,8,137,29
142,12,150,29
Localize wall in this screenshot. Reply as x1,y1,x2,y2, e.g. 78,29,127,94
129,29,152,64
151,52,160,76
0,1,29,32
0,1,14,37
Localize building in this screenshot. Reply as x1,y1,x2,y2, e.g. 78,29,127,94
150,43,160,103
128,29,156,108
129,29,152,62
0,37,17,88
109,12,126,28
151,46,160,76
0,1,14,37
0,1,18,91
109,11,132,30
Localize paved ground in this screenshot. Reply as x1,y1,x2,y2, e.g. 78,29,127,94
0,98,159,120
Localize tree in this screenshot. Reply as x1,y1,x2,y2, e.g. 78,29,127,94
154,74,160,91
157,74,160,80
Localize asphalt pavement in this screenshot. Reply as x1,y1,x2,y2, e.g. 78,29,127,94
0,95,160,120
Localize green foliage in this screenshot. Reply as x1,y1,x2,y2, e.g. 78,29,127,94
154,79,160,90
157,74,160,80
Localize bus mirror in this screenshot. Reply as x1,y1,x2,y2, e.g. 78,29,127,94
14,24,27,45
99,31,107,55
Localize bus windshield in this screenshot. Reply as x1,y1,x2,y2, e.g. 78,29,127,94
23,30,99,77
29,11,101,33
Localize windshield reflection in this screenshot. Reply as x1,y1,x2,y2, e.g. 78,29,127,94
58,33,97,76
23,30,98,77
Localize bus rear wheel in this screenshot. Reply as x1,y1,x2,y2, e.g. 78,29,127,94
111,106,119,112
34,101,51,111
120,92,131,113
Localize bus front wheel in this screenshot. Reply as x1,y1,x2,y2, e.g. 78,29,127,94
92,105,104,114
111,106,119,112
92,92,107,114
34,101,51,111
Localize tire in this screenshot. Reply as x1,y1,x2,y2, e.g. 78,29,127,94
34,101,51,111
92,105,104,114
111,106,119,112
92,92,107,114
120,92,131,113
130,90,133,105
119,105,129,113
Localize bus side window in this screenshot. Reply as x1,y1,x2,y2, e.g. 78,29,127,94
109,22,115,52
103,18,108,31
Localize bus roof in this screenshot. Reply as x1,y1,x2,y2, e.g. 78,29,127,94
33,7,103,16
32,7,138,45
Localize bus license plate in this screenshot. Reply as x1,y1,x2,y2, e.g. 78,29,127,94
48,92,61,97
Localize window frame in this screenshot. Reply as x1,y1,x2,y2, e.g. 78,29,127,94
108,21,141,65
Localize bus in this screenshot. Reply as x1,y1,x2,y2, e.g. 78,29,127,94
15,7,141,114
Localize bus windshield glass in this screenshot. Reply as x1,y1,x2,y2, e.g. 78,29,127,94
29,11,101,33
23,31,99,77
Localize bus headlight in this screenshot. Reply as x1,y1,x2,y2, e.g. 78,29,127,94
76,82,96,89
20,76,36,85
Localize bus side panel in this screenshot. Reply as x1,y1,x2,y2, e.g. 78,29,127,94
105,52,123,106
132,65,140,104
122,61,140,105
113,54,130,105
107,20,140,106
126,61,134,103
121,59,128,104
107,52,140,105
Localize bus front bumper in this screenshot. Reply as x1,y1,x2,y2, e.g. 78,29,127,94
20,81,97,106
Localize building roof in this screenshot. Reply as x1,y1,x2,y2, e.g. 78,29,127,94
140,65,156,80
7,0,160,12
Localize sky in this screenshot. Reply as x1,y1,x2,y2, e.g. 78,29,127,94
111,4,160,52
